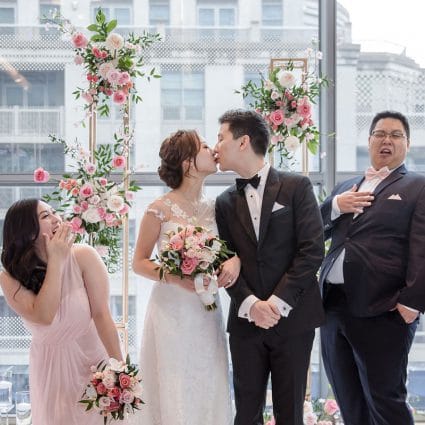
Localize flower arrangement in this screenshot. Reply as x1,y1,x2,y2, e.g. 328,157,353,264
35,134,140,272
48,8,160,117
157,225,234,311
80,356,143,424
238,44,328,167
264,399,341,425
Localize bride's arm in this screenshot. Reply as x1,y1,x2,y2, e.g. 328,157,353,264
132,210,196,292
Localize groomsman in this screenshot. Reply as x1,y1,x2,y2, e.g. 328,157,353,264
214,109,324,425
320,110,425,425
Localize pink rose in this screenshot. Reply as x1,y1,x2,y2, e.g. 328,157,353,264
112,155,126,169
71,187,80,197
269,110,284,126
181,256,198,275
72,205,82,214
108,386,121,400
169,234,184,250
118,71,131,85
120,389,134,404
304,412,317,425
324,399,339,416
119,373,131,389
79,183,94,198
105,88,113,96
98,177,108,186
80,200,89,211
92,46,104,58
119,204,129,215
81,92,94,104
112,90,127,105
74,55,84,65
85,162,96,175
71,32,88,49
33,167,50,183
297,97,312,118
125,191,134,201
69,216,83,233
96,382,107,395
105,400,120,412
106,69,120,84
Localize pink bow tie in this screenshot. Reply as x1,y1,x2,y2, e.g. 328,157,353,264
364,166,390,181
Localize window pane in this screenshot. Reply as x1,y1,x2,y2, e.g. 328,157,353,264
0,7,15,24
219,8,235,26
198,8,214,26
115,8,131,25
149,1,169,25
5,87,23,107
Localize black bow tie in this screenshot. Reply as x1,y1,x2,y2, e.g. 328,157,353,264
236,174,261,191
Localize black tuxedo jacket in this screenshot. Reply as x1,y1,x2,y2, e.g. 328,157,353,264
215,167,325,338
320,164,425,317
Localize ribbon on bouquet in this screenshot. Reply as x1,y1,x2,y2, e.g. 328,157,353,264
194,273,218,311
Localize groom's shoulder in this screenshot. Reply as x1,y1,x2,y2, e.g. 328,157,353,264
273,169,310,185
216,185,236,203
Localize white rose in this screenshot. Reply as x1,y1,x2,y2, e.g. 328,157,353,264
211,240,222,253
98,62,115,79
105,33,124,51
107,195,124,212
109,357,125,372
85,385,97,400
270,91,280,100
98,396,111,408
284,135,301,152
277,70,296,88
82,206,102,223
102,372,116,389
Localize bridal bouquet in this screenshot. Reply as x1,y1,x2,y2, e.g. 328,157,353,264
157,225,234,311
80,356,143,424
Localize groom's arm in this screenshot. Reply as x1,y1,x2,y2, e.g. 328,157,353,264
272,177,324,307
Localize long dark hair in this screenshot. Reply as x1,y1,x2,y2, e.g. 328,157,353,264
1,199,47,294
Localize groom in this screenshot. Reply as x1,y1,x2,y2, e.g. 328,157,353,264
214,109,325,425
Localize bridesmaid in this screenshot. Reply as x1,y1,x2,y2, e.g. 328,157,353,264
0,199,123,425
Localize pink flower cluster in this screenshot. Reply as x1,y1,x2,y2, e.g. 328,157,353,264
240,49,328,165
80,357,143,421
159,225,225,277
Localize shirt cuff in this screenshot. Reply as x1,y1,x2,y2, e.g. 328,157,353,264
331,196,342,221
238,295,259,322
268,294,293,317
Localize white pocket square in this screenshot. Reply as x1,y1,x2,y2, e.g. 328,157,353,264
387,194,402,200
272,201,286,212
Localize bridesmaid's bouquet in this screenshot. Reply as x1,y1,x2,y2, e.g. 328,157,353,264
157,225,234,311
79,356,143,424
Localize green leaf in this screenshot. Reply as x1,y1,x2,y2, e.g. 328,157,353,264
87,24,98,32
106,20,117,33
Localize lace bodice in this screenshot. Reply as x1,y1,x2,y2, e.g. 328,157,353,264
146,195,216,228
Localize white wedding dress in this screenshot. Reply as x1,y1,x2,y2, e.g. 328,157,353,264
137,197,233,425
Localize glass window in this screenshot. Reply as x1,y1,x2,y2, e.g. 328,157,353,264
262,0,283,26
0,7,15,24
161,70,204,122
39,4,61,24
92,5,132,25
149,0,170,26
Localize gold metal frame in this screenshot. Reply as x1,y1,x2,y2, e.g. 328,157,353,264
88,99,131,355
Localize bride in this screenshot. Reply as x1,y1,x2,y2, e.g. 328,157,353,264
132,130,239,425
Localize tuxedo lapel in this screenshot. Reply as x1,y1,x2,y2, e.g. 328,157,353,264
258,168,280,246
372,164,406,196
233,189,257,245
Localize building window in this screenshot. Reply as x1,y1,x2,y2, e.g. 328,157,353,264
197,2,236,27
0,143,64,173
92,2,132,25
262,0,283,26
0,5,15,24
149,0,169,26
161,70,204,122
39,2,61,24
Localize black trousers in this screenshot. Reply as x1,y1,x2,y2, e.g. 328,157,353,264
230,328,314,425
321,284,418,425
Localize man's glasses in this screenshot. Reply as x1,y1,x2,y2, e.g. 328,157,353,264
370,130,407,142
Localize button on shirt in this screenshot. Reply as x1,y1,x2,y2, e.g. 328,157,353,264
237,163,293,321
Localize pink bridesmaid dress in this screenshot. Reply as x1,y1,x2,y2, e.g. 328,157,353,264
23,250,108,425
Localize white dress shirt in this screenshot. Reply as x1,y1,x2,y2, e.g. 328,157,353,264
237,163,293,321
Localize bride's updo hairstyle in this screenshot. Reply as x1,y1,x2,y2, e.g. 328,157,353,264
158,130,201,189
